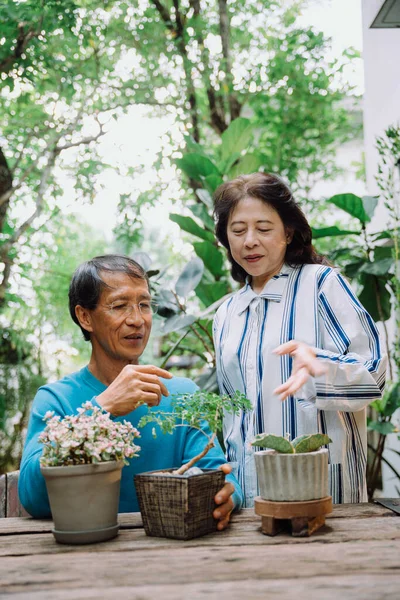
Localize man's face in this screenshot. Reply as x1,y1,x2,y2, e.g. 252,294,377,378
80,271,152,366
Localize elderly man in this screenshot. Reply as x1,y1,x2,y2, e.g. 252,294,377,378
19,254,242,530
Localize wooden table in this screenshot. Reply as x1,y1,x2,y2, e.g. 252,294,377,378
1,503,399,599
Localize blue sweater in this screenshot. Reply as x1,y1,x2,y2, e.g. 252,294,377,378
19,367,243,517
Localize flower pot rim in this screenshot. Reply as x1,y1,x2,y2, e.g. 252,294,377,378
40,459,124,476
135,467,221,479
254,448,329,457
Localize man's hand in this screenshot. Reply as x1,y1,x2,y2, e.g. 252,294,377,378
273,340,326,402
213,464,235,531
96,364,173,416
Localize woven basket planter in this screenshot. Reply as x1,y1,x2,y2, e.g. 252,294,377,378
41,460,124,544
254,448,329,502
135,468,225,540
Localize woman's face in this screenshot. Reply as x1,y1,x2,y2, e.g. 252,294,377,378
227,196,291,293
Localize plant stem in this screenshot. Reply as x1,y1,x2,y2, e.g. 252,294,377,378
368,432,387,500
159,329,190,369
189,324,214,358
173,432,216,475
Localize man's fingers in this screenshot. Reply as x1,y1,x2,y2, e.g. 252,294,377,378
159,380,170,398
218,463,232,475
131,372,170,399
215,482,234,505
139,391,164,406
138,382,163,399
132,365,173,379
213,501,233,520
217,516,231,531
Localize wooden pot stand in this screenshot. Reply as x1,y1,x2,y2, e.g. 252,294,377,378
254,496,333,537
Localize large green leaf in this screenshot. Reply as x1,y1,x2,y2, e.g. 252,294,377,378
227,152,266,179
169,214,215,242
368,421,396,435
131,251,152,271
193,241,225,278
311,226,361,239
220,118,253,163
358,275,392,322
374,245,394,260
381,383,400,418
327,193,370,223
218,151,242,175
162,314,197,334
175,257,204,298
183,136,210,158
176,153,220,181
362,196,379,221
200,174,224,195
370,229,396,241
188,202,215,231
196,188,213,208
195,281,230,307
343,260,366,279
359,257,394,276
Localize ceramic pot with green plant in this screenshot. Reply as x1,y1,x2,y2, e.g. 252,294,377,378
39,401,140,544
135,390,251,540
251,433,332,503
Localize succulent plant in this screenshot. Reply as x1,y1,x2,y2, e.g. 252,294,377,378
251,432,332,454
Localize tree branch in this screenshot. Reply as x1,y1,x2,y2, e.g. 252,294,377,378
150,0,176,32
173,433,216,474
218,0,241,121
189,0,228,134
152,0,200,141
55,119,106,153
0,10,45,76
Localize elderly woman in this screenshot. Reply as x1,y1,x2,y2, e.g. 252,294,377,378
213,172,387,506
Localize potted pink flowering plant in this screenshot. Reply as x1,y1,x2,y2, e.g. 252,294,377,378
39,401,140,545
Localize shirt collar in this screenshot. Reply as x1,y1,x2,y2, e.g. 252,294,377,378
236,264,292,315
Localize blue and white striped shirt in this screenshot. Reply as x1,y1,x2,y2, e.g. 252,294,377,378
213,263,387,505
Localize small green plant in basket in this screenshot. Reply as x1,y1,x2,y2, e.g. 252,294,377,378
135,390,252,540
138,390,252,474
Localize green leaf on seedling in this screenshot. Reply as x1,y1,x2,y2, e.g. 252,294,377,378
251,433,294,453
292,433,332,453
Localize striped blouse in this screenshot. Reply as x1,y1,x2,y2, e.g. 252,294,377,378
213,263,387,506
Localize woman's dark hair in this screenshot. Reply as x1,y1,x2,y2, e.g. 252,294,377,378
213,172,327,283
68,254,149,341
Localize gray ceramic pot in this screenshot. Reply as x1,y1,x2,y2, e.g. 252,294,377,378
41,460,124,544
254,448,329,502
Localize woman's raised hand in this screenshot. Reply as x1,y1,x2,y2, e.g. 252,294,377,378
272,340,327,402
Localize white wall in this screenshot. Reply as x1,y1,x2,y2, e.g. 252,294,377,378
362,0,400,497
362,0,400,198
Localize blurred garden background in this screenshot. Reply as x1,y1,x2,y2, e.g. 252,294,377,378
0,0,399,499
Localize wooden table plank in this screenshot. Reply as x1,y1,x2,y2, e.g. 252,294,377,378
0,510,400,557
1,512,399,557
0,512,143,535
1,574,399,600
0,540,398,594
0,503,394,537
